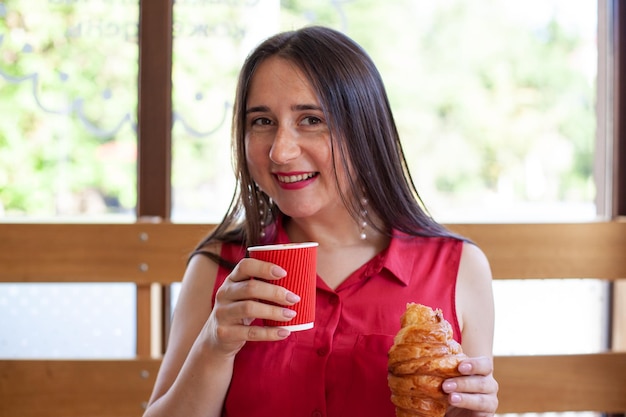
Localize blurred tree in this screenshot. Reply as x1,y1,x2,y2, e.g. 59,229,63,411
0,0,137,217
0,0,596,220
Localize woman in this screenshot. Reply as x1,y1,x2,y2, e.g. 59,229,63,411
144,26,498,417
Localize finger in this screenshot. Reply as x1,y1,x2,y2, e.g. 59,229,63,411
457,356,494,376
229,258,287,283
448,391,499,414
442,374,499,395
221,276,301,307
213,301,296,344
209,319,291,354
216,321,293,343
222,299,298,325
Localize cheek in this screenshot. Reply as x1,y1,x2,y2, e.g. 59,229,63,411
245,137,269,177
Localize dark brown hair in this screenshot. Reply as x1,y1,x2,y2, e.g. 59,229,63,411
193,26,461,261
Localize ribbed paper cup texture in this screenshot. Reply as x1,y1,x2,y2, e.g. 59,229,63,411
248,242,318,331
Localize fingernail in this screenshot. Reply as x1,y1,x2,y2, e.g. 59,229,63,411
450,393,462,404
286,292,301,303
459,362,472,374
277,328,291,338
271,266,287,277
442,381,457,392
283,308,297,318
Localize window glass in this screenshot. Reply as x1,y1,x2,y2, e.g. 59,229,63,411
0,0,138,221
493,279,609,355
0,283,136,358
171,0,598,223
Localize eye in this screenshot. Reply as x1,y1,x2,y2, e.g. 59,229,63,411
301,116,322,126
252,117,272,126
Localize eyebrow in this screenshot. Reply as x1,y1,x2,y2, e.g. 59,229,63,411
245,104,323,115
245,105,269,115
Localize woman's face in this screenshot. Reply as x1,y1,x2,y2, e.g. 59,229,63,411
244,56,349,220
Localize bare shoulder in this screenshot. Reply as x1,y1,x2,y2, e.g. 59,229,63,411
458,241,492,282
181,245,221,290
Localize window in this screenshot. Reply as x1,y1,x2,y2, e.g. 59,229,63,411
0,0,138,221
0,0,620,367
170,0,599,224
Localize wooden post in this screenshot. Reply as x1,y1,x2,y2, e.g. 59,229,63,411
136,0,173,358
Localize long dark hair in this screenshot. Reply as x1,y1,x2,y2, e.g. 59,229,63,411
193,26,461,262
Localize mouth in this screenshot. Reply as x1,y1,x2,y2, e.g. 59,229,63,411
275,172,319,184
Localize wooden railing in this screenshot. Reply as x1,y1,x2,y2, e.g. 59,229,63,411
0,221,625,416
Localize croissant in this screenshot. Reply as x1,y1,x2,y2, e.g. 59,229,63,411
388,303,466,417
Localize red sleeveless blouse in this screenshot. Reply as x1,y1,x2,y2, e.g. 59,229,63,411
212,223,463,417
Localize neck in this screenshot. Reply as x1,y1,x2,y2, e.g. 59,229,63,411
284,213,388,250
283,214,390,290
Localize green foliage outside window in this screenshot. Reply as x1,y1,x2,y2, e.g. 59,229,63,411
0,0,596,220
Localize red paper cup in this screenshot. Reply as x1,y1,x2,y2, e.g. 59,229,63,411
247,242,318,331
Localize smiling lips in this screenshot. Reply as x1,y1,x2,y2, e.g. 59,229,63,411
274,172,318,189
276,172,317,183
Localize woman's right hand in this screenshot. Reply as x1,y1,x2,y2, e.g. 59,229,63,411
202,257,301,356
143,255,298,417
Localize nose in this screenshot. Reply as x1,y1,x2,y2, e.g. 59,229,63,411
269,126,300,164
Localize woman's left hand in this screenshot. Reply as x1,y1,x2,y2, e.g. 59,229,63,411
442,356,499,417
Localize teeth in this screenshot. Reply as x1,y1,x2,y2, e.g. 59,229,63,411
277,173,316,183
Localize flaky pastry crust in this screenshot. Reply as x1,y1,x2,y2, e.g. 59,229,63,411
387,303,466,417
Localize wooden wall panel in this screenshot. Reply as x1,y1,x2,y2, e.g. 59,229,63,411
0,359,160,417
1,222,624,283
1,222,624,415
1,354,625,416
495,353,626,413
0,223,211,284
449,222,626,279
